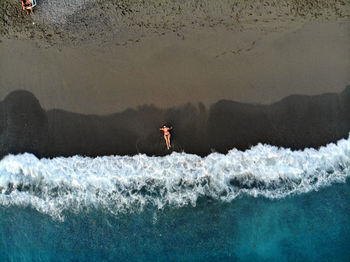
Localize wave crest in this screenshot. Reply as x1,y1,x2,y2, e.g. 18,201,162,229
0,137,349,220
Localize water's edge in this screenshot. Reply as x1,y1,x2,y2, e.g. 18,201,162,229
1,135,349,220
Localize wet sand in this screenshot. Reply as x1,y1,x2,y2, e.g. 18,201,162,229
0,87,349,158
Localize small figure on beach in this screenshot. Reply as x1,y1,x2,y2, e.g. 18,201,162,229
21,0,33,14
160,125,172,150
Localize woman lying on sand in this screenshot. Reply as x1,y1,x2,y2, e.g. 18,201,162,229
160,126,172,150
21,0,33,14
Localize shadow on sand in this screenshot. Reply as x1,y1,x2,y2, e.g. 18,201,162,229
0,86,350,158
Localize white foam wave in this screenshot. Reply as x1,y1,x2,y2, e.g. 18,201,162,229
0,137,349,220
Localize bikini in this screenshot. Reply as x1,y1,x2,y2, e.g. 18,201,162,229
162,128,170,135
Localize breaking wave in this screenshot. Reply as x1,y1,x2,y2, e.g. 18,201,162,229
0,136,349,220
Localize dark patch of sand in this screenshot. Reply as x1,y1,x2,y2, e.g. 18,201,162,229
0,88,349,158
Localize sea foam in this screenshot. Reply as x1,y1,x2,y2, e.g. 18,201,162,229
0,136,349,220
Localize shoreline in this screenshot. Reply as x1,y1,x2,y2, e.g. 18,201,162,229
1,1,350,259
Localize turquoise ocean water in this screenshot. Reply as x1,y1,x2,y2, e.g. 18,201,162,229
0,138,349,261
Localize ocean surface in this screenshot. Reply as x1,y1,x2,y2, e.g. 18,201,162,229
0,137,350,261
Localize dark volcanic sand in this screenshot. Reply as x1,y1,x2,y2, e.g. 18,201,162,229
1,0,350,114
0,87,349,158
1,0,350,157
1,20,350,114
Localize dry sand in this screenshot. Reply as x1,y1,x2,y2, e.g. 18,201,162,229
1,0,350,114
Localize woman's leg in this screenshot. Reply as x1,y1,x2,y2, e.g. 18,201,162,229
165,134,171,149
164,135,169,149
167,135,171,148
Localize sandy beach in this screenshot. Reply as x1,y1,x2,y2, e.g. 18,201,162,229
1,2,350,260
1,0,349,114
1,0,350,156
